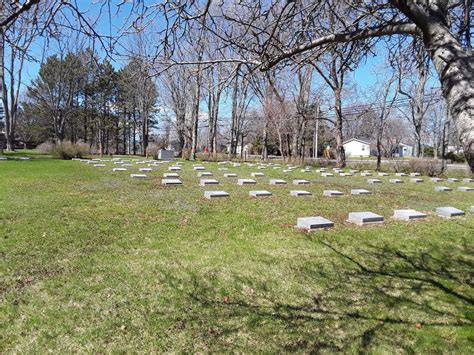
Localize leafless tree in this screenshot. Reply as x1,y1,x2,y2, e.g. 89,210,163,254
135,0,473,170
374,74,400,170
1,2,46,150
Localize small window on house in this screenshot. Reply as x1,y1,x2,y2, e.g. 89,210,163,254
361,146,365,151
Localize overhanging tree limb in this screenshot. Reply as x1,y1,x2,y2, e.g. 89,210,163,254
0,0,41,28
261,22,419,70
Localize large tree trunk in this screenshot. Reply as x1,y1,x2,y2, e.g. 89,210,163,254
142,110,149,157
0,29,14,152
334,88,346,167
262,114,269,161
423,25,474,171
394,2,474,171
176,112,186,157
412,46,428,158
229,66,240,157
190,64,202,160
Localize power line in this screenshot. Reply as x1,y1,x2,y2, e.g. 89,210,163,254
318,91,443,121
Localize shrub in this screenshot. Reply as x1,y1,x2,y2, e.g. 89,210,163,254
348,162,376,171
408,158,443,176
36,141,54,154
392,160,411,174
445,151,465,163
423,146,435,157
52,141,90,160
147,142,160,159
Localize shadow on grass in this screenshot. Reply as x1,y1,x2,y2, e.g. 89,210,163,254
158,236,474,351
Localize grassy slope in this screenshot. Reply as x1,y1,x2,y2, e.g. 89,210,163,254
1,156,473,352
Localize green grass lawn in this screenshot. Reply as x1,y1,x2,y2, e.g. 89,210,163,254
1,154,473,352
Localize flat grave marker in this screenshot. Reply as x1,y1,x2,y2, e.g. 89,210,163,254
237,179,257,185
323,190,344,197
293,179,310,185
389,179,404,183
290,190,312,197
269,179,287,185
249,190,272,197
200,179,219,186
198,171,213,177
131,174,147,179
436,206,465,218
162,178,182,185
347,212,384,226
297,216,334,231
163,173,179,178
368,179,382,184
435,186,452,192
204,191,229,199
351,189,371,195
393,209,427,221
224,173,237,178
458,186,474,192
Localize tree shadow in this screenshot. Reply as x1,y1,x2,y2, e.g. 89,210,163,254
156,236,474,351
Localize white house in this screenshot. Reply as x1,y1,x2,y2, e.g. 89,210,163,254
392,143,413,157
343,138,371,157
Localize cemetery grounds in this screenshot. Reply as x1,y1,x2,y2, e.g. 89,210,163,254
1,151,473,352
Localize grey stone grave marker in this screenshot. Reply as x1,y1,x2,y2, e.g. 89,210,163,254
436,206,465,218
249,190,272,197
393,209,427,221
204,191,229,199
297,217,334,230
347,212,384,225
290,190,312,197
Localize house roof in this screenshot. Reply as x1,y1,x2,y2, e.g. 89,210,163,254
399,142,413,148
343,138,371,145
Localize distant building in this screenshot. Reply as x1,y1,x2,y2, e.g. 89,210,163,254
226,143,252,155
343,138,370,157
392,143,413,157
447,145,463,154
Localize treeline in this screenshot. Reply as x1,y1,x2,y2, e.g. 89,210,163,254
19,49,157,156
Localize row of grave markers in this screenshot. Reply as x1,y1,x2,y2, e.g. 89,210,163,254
297,206,473,231
77,158,473,230
79,158,474,191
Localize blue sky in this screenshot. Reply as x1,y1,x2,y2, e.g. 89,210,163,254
17,1,441,122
